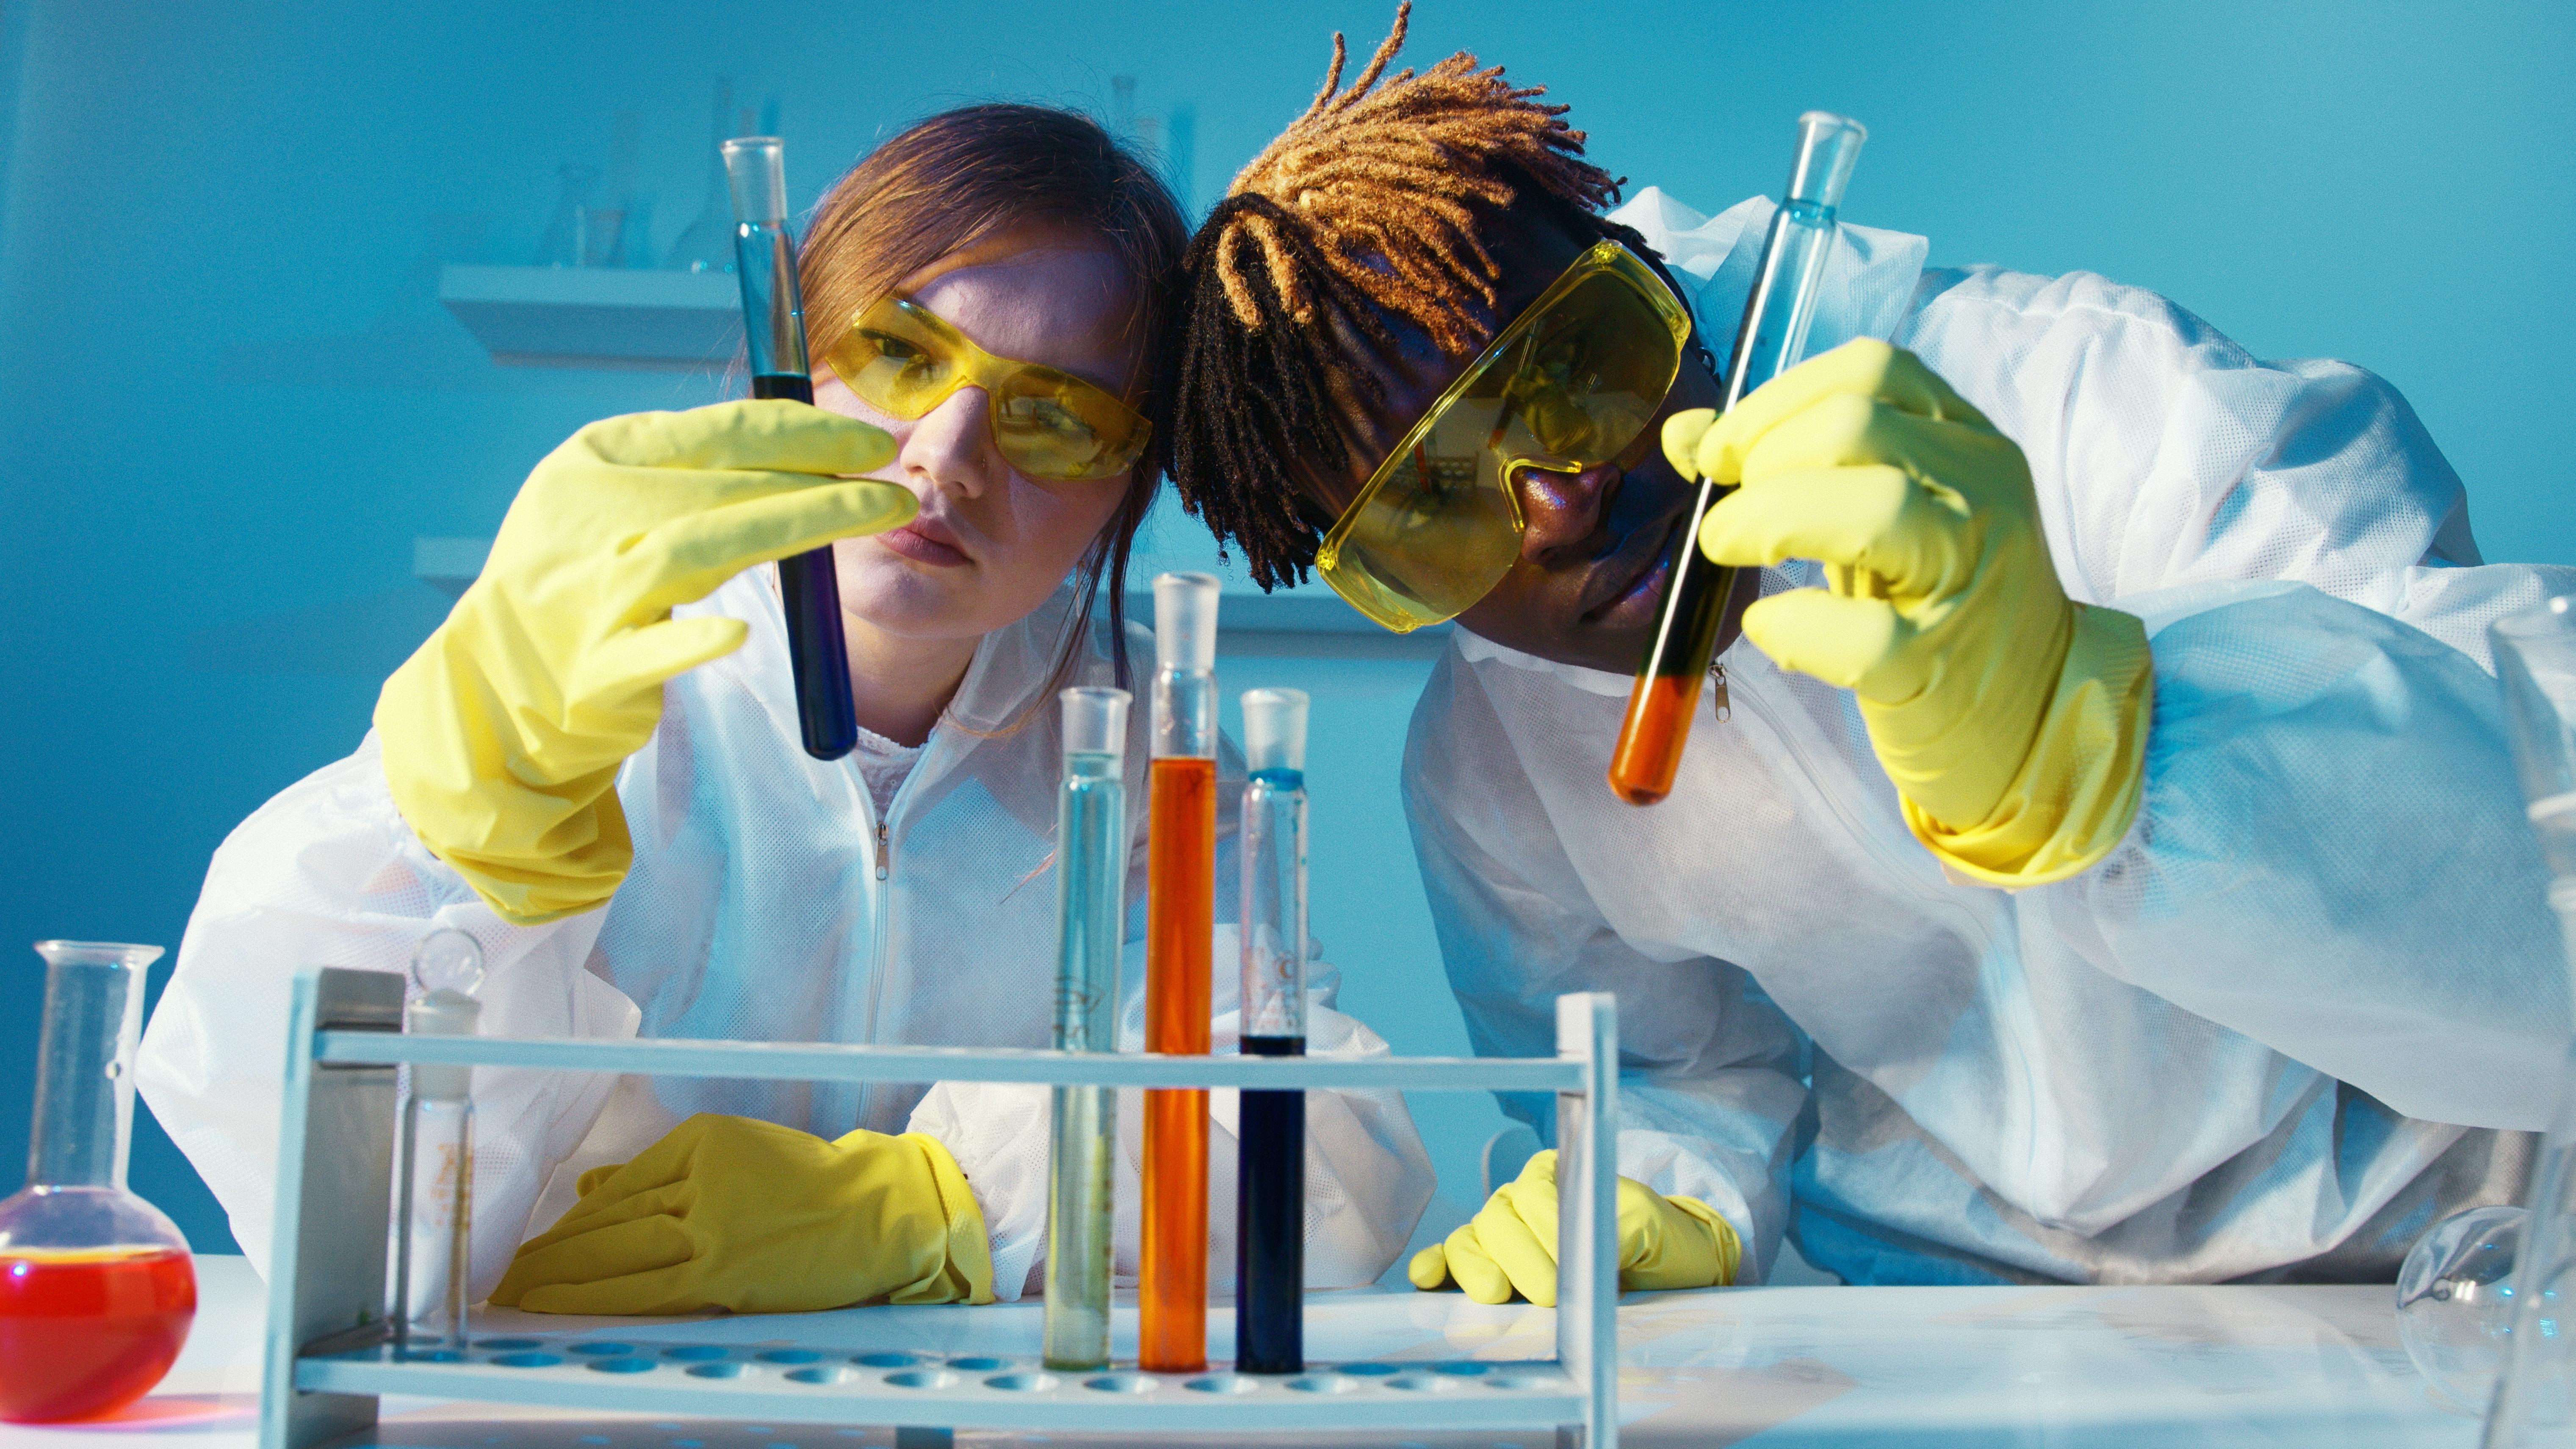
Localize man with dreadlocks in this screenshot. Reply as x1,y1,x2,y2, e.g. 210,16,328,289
1165,6,2573,1293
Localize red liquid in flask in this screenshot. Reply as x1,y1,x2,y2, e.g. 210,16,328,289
0,1247,196,1422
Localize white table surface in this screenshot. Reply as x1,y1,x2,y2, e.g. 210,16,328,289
3,1255,2476,1448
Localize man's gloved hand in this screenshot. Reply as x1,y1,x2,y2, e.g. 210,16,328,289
1665,339,2153,887
376,401,912,924
1406,1150,1738,1306
489,1113,994,1316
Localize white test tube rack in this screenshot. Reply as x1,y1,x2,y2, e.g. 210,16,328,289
257,968,1624,1449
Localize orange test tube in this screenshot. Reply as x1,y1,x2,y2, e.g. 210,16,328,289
1608,112,1868,805
1140,573,1220,1373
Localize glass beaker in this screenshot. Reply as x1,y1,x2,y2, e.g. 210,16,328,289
2482,594,2576,1446
536,164,599,268
0,941,194,1423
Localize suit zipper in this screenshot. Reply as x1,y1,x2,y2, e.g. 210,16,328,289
1710,661,1731,722
875,822,890,881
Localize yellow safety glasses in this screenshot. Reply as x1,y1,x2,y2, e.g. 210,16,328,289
1315,241,1693,633
823,295,1151,483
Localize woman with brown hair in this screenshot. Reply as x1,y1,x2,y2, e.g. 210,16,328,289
136,104,1431,1314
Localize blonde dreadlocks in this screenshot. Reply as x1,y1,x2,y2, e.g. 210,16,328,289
1165,3,1630,590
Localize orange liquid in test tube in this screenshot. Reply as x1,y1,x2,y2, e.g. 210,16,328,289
1141,755,1216,1372
1607,672,1701,806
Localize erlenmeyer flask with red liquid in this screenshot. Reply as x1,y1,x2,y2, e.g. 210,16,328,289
0,941,194,1423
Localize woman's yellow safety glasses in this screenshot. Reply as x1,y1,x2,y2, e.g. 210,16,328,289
1315,241,1693,633
824,296,1151,483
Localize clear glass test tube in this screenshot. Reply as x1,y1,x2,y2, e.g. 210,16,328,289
1236,688,1309,1374
1608,111,1867,807
393,929,484,1355
1142,573,1219,1374
1042,686,1131,1373
722,135,856,763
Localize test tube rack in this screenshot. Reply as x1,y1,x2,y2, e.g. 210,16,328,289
257,968,1624,1449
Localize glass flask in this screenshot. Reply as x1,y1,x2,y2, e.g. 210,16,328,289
0,941,195,1424
665,78,737,274
2400,1203,2526,1413
2482,594,2576,1447
535,163,599,268
392,929,484,1356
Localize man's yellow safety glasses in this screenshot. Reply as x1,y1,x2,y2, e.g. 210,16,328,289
1315,241,1693,633
824,295,1151,483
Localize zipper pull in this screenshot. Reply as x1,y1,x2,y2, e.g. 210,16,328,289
1710,661,1731,722
874,822,890,882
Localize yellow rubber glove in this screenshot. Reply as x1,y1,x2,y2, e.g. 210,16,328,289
376,401,913,924
1665,339,2153,887
488,1113,994,1316
1406,1150,1738,1306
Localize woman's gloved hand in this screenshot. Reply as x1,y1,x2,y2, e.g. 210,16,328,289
489,1113,994,1316
376,401,913,924
1406,1150,1738,1305
1665,339,2153,887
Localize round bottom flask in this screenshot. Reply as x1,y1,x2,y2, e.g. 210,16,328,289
0,942,195,1422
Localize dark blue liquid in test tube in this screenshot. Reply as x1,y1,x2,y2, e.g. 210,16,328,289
1236,688,1312,1375
1237,1033,1304,1373
727,136,857,761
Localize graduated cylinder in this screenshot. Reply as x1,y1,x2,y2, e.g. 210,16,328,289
1142,573,1219,1372
1041,686,1130,1372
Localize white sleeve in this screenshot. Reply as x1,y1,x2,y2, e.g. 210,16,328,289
2027,577,2573,1131
1907,267,2501,636
135,733,641,1293
911,930,1437,1302
1912,268,2576,1130
1401,659,1807,1281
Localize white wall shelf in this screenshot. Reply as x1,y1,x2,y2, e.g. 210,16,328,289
439,265,740,370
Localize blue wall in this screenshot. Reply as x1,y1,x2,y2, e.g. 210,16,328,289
2,0,2568,1253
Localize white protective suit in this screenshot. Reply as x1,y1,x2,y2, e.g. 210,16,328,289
139,575,1433,1299
1403,186,2572,1287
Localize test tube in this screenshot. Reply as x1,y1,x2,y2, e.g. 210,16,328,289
393,929,484,1354
1141,573,1219,1373
1041,686,1131,1373
1235,688,1309,1374
1607,112,1868,807
723,135,858,763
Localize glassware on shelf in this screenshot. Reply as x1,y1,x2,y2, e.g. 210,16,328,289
391,929,484,1357
536,164,600,268
577,204,626,268
0,941,195,1424
614,196,654,270
667,79,737,274
600,112,642,268
2481,594,2576,1447
2401,1203,2526,1413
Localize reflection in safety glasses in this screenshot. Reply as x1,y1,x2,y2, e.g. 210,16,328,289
825,296,1152,484
1316,241,1692,634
